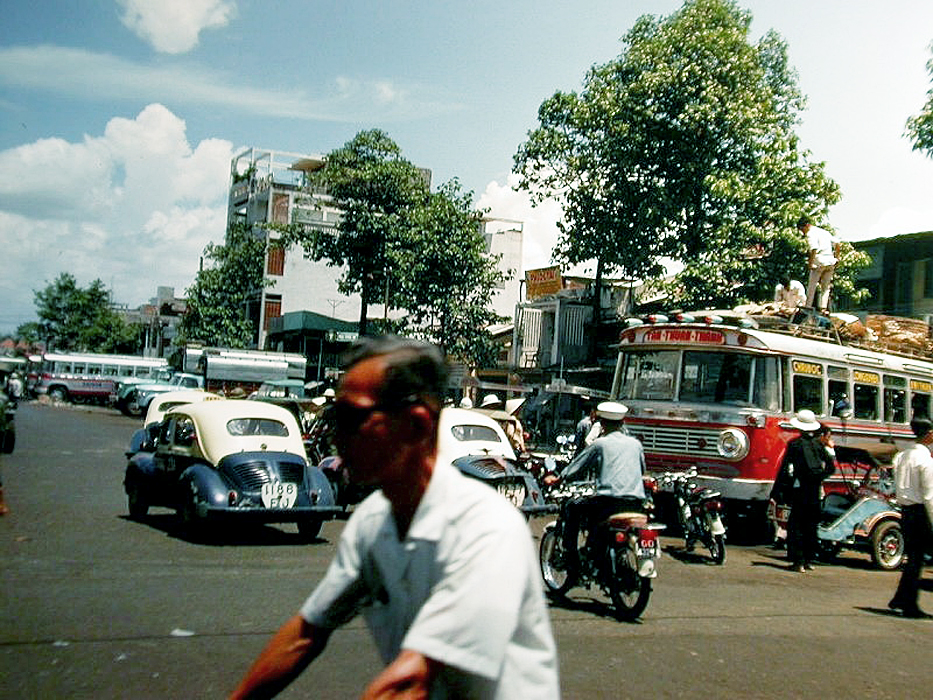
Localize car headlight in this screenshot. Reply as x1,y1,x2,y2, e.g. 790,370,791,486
717,428,749,460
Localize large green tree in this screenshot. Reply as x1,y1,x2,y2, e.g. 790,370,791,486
907,42,933,157
284,129,506,363
285,129,429,337
393,179,508,365
32,273,140,353
515,0,859,312
180,221,267,348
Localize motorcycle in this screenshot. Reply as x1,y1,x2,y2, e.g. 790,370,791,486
538,481,665,621
657,467,727,564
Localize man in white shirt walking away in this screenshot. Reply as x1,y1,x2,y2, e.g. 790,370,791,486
888,415,933,618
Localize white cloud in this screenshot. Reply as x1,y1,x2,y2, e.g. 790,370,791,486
0,46,460,123
0,104,233,332
477,174,565,273
118,0,237,54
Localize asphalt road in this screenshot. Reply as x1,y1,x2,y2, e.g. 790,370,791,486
2,401,933,699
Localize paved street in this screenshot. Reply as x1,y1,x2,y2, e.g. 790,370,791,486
2,401,933,699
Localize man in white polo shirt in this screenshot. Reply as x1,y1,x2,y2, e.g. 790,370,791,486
231,336,559,698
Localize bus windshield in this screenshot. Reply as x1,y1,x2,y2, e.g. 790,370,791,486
619,349,780,410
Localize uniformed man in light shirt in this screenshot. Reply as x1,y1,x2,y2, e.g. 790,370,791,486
888,415,933,618
231,336,560,699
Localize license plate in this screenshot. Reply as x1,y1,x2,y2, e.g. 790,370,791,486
261,482,298,509
638,541,657,557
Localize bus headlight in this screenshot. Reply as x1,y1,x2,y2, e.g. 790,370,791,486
717,428,749,460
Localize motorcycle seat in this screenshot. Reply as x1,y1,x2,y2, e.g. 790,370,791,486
607,512,648,528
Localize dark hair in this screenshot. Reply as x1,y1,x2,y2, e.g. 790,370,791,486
911,415,933,439
341,335,447,413
797,215,810,229
817,424,832,436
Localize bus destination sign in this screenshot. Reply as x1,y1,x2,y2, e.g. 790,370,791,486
642,328,725,344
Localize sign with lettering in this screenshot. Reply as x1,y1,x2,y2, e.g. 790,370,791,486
525,266,562,299
853,370,880,385
792,360,823,377
642,328,725,344
911,379,933,393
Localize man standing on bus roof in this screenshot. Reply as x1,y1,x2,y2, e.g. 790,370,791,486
888,415,933,618
798,215,840,313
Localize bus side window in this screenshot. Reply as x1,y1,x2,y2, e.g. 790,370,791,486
792,375,823,414
853,383,879,421
884,388,907,423
828,379,849,417
911,392,931,419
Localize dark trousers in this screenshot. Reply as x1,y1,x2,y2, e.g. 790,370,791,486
892,504,931,610
562,495,643,573
787,487,821,565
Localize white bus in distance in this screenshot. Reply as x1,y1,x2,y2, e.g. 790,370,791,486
35,352,169,404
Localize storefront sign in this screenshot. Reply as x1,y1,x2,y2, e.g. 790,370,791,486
642,328,725,344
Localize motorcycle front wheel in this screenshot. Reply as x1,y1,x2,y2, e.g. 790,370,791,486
708,533,726,565
605,544,651,621
539,522,574,596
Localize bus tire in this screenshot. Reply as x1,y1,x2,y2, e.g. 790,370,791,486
49,386,69,403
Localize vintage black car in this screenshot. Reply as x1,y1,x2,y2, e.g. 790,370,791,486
124,399,340,539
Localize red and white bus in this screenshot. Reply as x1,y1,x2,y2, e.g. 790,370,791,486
610,313,930,528
35,352,169,404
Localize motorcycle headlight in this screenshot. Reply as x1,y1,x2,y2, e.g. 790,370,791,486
717,428,749,460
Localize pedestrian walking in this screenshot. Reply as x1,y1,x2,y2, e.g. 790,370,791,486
231,336,559,698
888,415,933,618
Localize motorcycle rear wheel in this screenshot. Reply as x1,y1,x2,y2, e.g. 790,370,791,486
708,534,726,565
605,544,651,621
539,522,574,596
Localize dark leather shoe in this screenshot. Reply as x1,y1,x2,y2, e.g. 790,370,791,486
889,598,906,611
789,563,806,573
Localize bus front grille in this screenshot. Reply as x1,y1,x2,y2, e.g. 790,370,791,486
627,425,722,459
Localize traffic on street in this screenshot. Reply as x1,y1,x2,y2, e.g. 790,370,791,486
2,400,933,698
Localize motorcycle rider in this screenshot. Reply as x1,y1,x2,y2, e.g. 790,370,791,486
545,401,646,576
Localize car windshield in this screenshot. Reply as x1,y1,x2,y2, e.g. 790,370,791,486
226,418,289,437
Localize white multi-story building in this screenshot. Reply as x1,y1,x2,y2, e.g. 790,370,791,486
227,148,523,351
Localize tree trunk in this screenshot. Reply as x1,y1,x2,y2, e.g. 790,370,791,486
589,257,604,364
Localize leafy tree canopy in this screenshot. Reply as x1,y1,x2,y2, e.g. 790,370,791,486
284,130,506,363
284,129,429,336
515,0,865,310
32,273,140,353
907,43,933,157
180,221,267,348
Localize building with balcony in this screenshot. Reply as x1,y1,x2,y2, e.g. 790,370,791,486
848,231,933,322
227,148,522,353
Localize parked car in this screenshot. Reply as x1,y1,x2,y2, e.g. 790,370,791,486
116,372,205,417
0,390,15,453
123,399,341,539
437,408,548,516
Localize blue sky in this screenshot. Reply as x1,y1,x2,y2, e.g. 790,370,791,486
2,0,933,333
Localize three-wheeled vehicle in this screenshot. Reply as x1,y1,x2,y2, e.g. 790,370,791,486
769,447,904,570
124,399,341,540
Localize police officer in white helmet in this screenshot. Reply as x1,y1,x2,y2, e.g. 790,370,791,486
545,401,646,577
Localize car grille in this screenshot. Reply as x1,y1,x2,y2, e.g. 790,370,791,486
627,425,721,459
277,461,305,484
467,457,507,478
228,461,273,490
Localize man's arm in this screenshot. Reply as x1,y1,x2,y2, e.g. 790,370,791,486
361,649,440,700
230,614,330,699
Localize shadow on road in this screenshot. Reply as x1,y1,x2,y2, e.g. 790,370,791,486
544,591,644,624
118,513,330,546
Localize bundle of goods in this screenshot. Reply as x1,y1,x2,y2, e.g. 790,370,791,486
865,315,933,355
